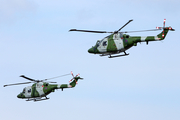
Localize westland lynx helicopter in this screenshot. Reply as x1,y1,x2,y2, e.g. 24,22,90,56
4,72,83,102
69,19,174,58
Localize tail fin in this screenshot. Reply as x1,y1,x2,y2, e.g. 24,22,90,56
69,77,83,87
157,27,174,40
157,28,169,40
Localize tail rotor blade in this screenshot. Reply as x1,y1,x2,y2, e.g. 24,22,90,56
75,73,80,77
156,27,162,30
163,19,166,28
71,71,74,77
69,78,73,83
162,19,166,38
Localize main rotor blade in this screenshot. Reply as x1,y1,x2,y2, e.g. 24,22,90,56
44,73,71,81
122,29,161,33
117,19,133,32
4,82,32,87
20,75,36,81
48,82,57,83
69,29,113,33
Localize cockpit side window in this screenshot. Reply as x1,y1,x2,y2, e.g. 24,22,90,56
102,41,107,46
96,40,100,46
22,88,25,93
28,89,31,93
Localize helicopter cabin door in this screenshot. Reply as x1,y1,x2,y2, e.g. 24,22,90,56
25,86,32,98
98,38,108,53
113,33,124,51
36,82,45,97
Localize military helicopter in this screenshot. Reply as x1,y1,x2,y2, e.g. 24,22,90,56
69,19,175,58
3,72,83,101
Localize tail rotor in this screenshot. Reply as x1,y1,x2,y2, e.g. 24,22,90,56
69,71,80,84
156,19,166,30
156,19,166,38
156,19,175,38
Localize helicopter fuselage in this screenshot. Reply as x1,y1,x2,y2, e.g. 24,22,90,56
17,82,70,99
88,28,171,57
17,77,81,100
70,19,174,58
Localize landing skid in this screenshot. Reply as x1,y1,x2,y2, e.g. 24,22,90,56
109,53,129,58
100,51,129,58
26,97,49,102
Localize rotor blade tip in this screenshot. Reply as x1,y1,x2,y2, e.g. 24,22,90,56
69,29,76,31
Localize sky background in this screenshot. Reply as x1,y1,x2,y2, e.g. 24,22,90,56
0,0,180,120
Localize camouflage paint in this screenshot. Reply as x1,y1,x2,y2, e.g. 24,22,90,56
17,77,82,99
107,34,117,52
88,28,173,55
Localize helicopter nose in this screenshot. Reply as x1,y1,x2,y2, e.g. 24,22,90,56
88,48,94,53
17,93,25,98
17,94,21,98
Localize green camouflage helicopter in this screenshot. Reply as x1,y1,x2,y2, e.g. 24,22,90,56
4,72,83,101
69,19,174,58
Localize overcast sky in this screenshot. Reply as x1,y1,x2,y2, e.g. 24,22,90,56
0,0,180,120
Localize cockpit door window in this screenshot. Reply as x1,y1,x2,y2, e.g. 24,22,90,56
28,89,31,93
102,41,107,46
